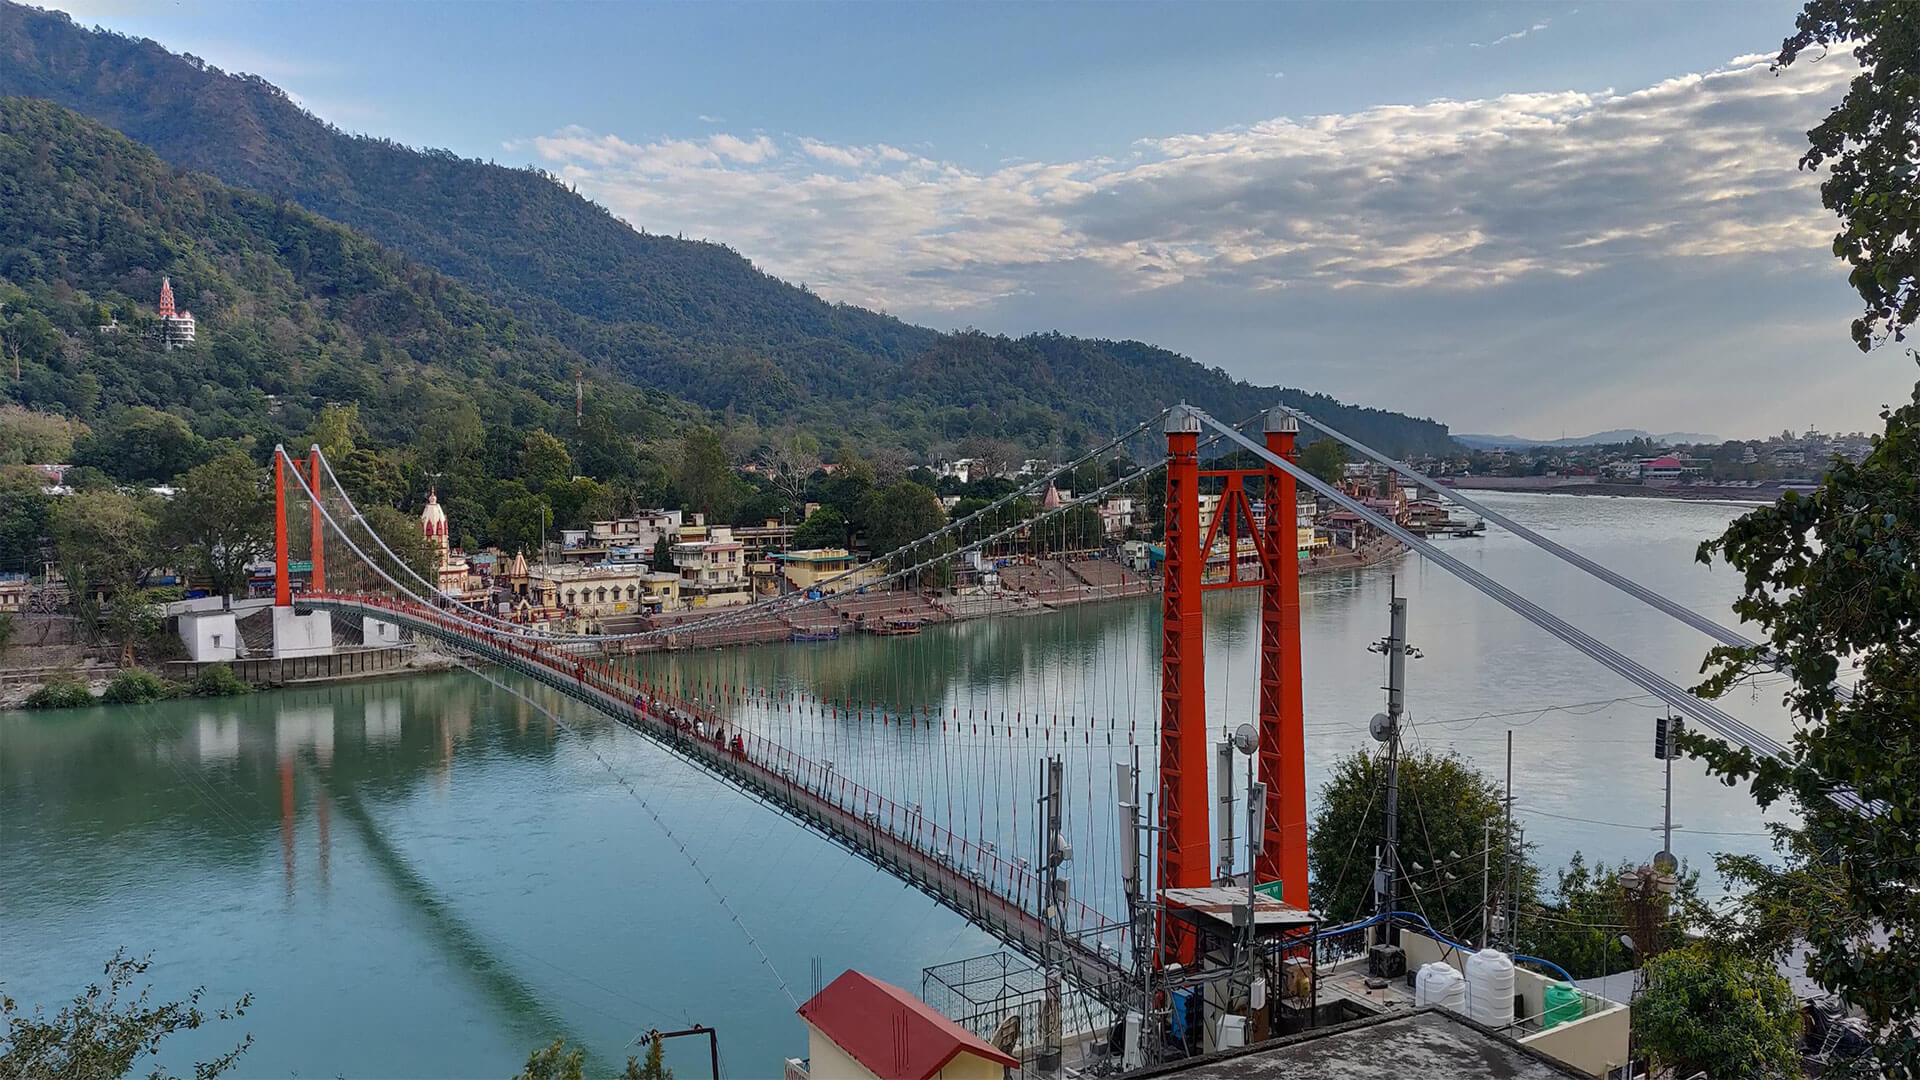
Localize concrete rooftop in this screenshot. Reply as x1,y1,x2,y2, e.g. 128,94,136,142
1136,1009,1588,1079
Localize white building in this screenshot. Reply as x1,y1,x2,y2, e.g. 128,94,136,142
672,525,751,607
157,277,195,348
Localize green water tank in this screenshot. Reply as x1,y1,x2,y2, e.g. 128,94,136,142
1543,981,1583,1029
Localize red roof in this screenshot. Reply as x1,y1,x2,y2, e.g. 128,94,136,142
1644,455,1683,468
798,970,1019,1080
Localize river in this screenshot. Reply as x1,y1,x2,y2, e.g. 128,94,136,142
1,492,1802,1077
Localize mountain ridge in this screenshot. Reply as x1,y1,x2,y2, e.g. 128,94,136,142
0,0,1457,456
1456,429,1721,450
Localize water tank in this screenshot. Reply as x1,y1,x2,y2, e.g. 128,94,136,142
1543,982,1583,1029
1464,948,1516,1028
1423,963,1466,1013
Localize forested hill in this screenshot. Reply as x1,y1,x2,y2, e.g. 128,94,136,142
0,1,1456,456
0,96,680,467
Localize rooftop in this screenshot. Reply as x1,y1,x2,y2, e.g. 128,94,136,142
1136,1010,1587,1080
798,970,1018,1080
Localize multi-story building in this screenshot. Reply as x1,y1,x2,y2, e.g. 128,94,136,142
526,562,681,619
672,525,751,607
768,548,885,595
558,511,683,564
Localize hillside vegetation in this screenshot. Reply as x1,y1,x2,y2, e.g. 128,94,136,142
0,0,1455,457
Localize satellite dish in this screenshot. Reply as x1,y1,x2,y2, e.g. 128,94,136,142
1370,712,1394,742
1652,850,1679,875
1233,723,1257,755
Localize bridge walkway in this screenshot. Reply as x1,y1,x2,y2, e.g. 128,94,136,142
305,594,1131,1000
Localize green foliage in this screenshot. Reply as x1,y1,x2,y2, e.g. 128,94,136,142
162,451,269,605
0,611,13,655
865,480,945,560
0,95,678,485
191,663,251,697
358,504,443,590
101,586,177,668
512,1038,584,1080
51,489,157,591
521,430,573,493
792,506,847,550
1299,437,1350,485
1632,943,1800,1079
0,404,86,464
1307,747,1535,929
0,463,48,574
23,676,93,709
492,495,552,559
1689,374,1920,1073
0,949,252,1079
101,668,176,704
71,407,210,486
673,427,743,523
1514,853,1707,979
1777,0,1920,349
628,1035,673,1080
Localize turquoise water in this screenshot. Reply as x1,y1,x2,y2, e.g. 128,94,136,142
0,493,1797,1076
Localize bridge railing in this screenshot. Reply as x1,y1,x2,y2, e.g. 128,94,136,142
318,593,1121,945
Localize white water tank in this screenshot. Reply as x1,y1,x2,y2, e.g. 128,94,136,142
1416,962,1466,1013
1464,948,1516,1028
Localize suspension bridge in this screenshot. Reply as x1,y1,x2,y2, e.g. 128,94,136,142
244,402,1860,1058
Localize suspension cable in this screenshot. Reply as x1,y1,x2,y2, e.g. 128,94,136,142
1185,408,1871,818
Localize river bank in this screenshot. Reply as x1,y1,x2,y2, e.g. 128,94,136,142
1,539,1410,703
1443,476,1796,502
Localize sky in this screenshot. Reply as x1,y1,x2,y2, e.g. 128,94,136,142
41,0,1919,441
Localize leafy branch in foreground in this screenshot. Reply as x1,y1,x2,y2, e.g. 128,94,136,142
0,949,252,1079
1688,373,1920,1076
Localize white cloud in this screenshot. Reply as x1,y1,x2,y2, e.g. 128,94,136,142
1474,19,1550,48
526,52,1855,317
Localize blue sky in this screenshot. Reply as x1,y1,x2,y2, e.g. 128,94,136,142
46,1,1918,440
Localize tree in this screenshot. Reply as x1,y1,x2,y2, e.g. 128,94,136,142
1299,437,1350,485
0,465,51,575
307,402,364,461
673,426,742,523
1632,943,1800,1079
71,407,209,485
1307,747,1534,930
493,495,552,560
163,452,268,608
521,430,574,493
1515,853,1707,980
512,1038,584,1080
764,432,821,517
0,949,252,1079
792,506,847,550
102,586,176,668
361,505,442,589
629,1034,673,1080
1777,0,1920,349
650,534,674,573
53,490,157,594
865,480,944,559
1689,378,1920,1074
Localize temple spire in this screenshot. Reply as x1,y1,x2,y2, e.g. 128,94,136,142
158,277,176,319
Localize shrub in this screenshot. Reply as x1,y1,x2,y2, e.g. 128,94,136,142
24,677,94,709
192,663,252,697
101,669,177,704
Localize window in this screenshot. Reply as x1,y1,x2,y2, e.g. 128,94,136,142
596,587,608,603
565,590,576,604
627,585,637,599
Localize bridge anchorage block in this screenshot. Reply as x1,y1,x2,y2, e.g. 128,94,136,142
271,605,335,659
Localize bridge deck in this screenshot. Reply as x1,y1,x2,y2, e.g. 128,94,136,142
307,594,1131,999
